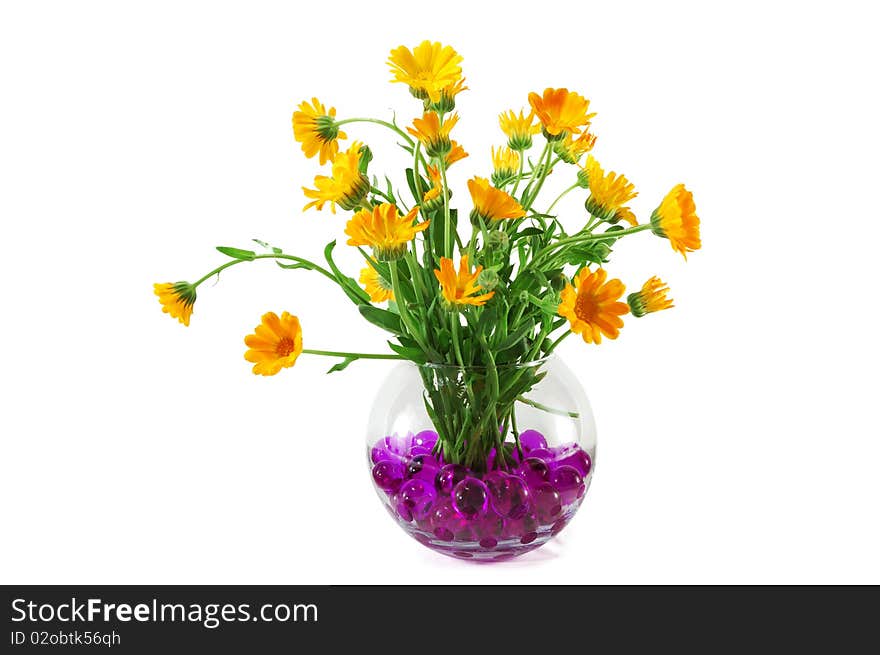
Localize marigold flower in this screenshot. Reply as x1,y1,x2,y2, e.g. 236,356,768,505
650,184,701,259
434,255,495,308
554,130,597,165
628,277,674,317
467,176,525,224
243,311,304,376
428,78,468,113
292,98,346,165
388,41,464,103
345,203,429,261
491,146,520,186
582,155,638,226
444,140,468,167
407,112,458,158
153,281,197,326
528,88,594,140
360,261,394,303
302,142,370,213
421,165,447,212
499,109,540,151
557,268,629,344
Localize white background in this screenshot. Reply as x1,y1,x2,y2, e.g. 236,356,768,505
1,0,878,584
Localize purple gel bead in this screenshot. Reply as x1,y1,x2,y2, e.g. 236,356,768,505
485,472,530,519
412,430,439,450
551,517,570,535
409,446,432,458
372,460,404,493
531,482,562,523
517,457,551,488
528,448,554,462
383,434,412,456
555,448,592,478
550,465,585,505
503,514,538,541
452,478,489,519
435,463,467,495
519,430,547,455
475,512,504,541
399,478,437,521
431,499,466,541
394,495,413,522
406,454,440,481
479,537,498,549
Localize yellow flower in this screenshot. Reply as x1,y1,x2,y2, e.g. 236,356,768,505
554,130,597,165
243,311,304,376
468,176,526,224
628,277,674,317
434,255,494,308
582,155,638,226
429,78,468,113
407,112,458,158
359,261,394,303
302,142,370,213
651,184,701,259
388,41,464,103
499,109,540,151
345,203,429,261
153,282,196,326
292,98,347,165
557,268,629,344
491,146,520,186
422,165,446,212
528,88,594,140
444,140,468,167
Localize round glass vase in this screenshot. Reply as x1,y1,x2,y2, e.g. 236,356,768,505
366,356,596,561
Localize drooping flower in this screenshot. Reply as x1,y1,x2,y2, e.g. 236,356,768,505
528,88,594,140
444,140,468,167
153,281,197,326
292,98,347,165
407,112,458,158
302,142,370,213
360,261,394,303
421,165,447,212
434,255,495,308
428,78,468,113
491,146,520,186
557,268,629,344
650,184,701,259
628,277,674,317
388,41,464,103
554,130,597,165
499,109,540,151
344,203,429,261
243,311,304,376
582,155,638,226
468,176,526,224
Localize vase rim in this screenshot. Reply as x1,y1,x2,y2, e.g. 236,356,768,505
415,355,553,372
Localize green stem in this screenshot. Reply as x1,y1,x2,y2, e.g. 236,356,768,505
193,253,336,287
532,223,653,269
511,148,526,196
546,183,578,215
522,143,554,211
439,158,453,258
335,117,415,147
546,330,572,354
517,395,580,419
390,260,430,352
302,349,403,360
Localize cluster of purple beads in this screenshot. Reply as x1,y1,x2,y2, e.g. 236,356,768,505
370,429,592,556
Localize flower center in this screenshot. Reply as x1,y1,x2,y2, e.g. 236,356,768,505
275,337,297,357
574,292,599,322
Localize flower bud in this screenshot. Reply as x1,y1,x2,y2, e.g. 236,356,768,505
477,269,500,291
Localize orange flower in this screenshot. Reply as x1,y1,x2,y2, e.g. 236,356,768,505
434,255,494,307
467,176,525,224
528,88,594,139
557,268,629,344
651,184,701,259
243,311,304,376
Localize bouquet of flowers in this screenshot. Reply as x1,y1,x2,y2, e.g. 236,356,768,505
155,40,701,557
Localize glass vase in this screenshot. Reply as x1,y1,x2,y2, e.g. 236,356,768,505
366,356,595,561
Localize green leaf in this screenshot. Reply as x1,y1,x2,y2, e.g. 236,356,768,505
387,341,426,363
324,241,370,306
358,145,373,174
511,227,545,241
216,246,256,261
326,357,356,374
359,305,404,335
252,239,282,255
